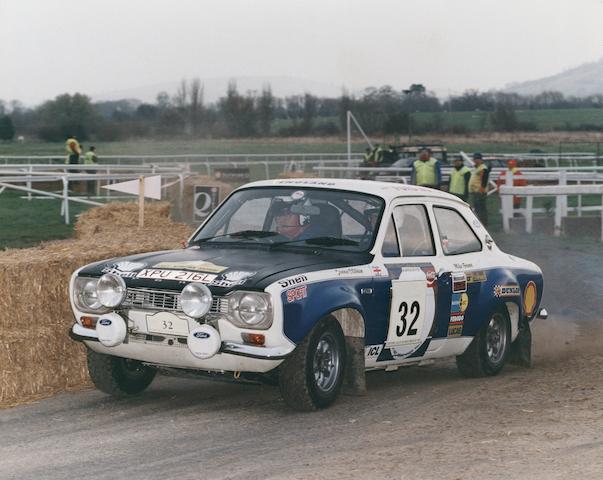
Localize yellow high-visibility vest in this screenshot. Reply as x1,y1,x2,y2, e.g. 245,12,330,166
83,152,97,164
413,158,437,186
469,164,486,192
449,166,471,195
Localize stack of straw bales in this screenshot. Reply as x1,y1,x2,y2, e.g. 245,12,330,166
0,202,194,408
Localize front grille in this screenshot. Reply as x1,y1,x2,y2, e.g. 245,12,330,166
123,287,226,314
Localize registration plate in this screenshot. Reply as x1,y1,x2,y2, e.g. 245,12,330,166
146,312,190,336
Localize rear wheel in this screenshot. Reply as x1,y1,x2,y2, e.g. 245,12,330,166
456,310,511,378
279,318,346,411
87,349,157,396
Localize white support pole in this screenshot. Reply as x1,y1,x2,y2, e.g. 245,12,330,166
138,176,145,228
577,180,582,217
559,169,568,218
62,176,70,225
526,196,533,234
554,195,562,236
27,165,32,200
501,170,514,233
347,111,352,165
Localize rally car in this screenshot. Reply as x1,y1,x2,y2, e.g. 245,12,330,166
69,179,546,411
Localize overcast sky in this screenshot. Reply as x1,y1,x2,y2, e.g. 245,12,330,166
2,0,603,105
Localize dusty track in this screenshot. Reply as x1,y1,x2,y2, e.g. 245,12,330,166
1,234,602,480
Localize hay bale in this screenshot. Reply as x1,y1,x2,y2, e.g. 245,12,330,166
0,204,195,408
74,201,173,239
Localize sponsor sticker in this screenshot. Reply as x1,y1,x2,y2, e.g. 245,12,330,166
210,270,256,288
278,275,308,289
291,190,305,200
365,344,383,358
494,284,520,297
466,270,487,283
335,266,368,277
193,331,210,339
101,261,146,278
452,272,467,293
286,285,307,303
449,292,469,329
447,324,463,337
153,261,227,273
136,269,217,283
371,265,386,277
523,281,538,316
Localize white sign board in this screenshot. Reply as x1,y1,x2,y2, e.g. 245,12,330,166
102,175,162,200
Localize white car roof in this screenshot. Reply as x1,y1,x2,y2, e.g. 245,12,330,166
242,178,466,205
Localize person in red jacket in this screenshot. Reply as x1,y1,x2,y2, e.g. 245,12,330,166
496,159,527,209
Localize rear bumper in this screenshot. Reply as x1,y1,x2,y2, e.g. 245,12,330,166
70,323,292,373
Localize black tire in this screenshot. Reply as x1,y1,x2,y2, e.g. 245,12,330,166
87,349,157,396
456,309,511,378
279,318,346,411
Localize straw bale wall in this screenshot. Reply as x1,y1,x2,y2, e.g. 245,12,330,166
0,202,193,408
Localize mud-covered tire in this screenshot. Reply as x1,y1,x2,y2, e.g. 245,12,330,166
279,318,346,411
456,309,511,378
87,349,157,396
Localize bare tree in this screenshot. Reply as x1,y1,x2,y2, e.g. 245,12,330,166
190,77,204,135
257,84,274,136
174,79,188,109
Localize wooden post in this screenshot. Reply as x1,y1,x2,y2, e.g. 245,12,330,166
526,196,533,234
138,176,145,228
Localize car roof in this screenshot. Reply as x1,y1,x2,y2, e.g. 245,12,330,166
241,178,467,205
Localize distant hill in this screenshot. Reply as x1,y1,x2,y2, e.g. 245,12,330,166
93,76,344,104
505,58,603,97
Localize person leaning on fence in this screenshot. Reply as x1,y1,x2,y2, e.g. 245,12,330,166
469,152,490,225
411,147,441,189
83,146,98,196
449,157,471,201
64,135,81,166
496,158,527,211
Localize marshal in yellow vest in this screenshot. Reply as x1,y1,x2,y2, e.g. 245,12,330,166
413,158,438,186
449,166,471,196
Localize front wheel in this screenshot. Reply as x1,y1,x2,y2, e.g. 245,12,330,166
87,349,157,396
279,318,346,411
456,310,511,377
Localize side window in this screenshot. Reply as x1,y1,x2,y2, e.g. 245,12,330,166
381,215,400,257
433,206,482,255
392,205,435,257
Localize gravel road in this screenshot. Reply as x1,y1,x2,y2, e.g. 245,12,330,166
1,234,602,480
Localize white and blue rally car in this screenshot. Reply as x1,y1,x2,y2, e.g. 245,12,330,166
69,179,546,411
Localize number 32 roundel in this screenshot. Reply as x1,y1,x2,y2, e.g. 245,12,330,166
385,275,433,358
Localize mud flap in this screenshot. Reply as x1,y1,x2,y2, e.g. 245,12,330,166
342,336,366,396
509,321,532,368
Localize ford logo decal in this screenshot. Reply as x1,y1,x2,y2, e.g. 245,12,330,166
99,319,112,326
194,332,210,339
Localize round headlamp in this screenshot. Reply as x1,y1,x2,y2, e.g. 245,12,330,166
232,293,270,326
180,283,212,318
81,278,102,310
96,273,127,308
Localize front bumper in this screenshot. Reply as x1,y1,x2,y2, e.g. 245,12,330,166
70,323,293,373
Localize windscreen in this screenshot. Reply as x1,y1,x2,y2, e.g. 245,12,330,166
192,187,385,252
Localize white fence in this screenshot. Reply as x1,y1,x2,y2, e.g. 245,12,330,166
499,169,603,241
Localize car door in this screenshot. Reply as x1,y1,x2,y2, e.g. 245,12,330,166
427,203,488,344
380,201,448,362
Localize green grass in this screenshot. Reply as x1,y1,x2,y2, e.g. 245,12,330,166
0,189,92,249
413,108,603,132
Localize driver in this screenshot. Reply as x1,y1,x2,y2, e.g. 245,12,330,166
275,209,309,240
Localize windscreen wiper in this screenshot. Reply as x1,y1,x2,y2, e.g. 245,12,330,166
271,236,359,248
194,230,279,243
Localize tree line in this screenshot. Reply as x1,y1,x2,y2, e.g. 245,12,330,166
1,80,603,142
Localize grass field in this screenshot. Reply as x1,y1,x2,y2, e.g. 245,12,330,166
0,190,92,249
413,108,603,132
2,133,603,159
